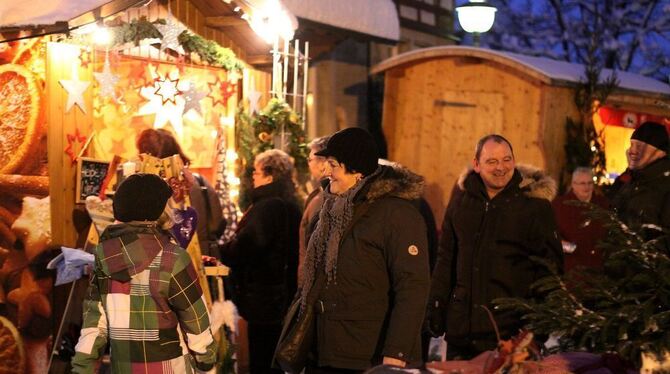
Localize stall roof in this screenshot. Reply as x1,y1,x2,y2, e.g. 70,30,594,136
0,0,111,26
372,46,670,98
280,0,399,42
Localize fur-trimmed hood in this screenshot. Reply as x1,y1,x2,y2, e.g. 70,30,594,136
362,164,425,203
456,163,557,201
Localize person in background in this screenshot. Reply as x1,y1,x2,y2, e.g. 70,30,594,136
552,167,609,273
427,134,562,359
299,127,430,370
71,173,217,373
136,128,226,256
218,149,302,374
298,136,329,284
608,121,670,241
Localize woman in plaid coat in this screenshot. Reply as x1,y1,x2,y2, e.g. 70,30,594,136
71,174,217,373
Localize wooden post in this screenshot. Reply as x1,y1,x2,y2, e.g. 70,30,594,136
292,39,299,109
302,42,309,128
47,42,94,247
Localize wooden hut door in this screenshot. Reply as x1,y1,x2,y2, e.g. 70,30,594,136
423,90,504,226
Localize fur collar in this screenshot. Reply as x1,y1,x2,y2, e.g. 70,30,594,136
363,164,425,203
456,163,557,202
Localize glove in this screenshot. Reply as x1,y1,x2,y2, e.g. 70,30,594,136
424,299,446,338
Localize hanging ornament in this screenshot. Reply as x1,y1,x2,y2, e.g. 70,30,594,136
93,52,120,100
182,82,207,116
175,55,187,75
59,65,90,114
207,77,237,108
137,70,186,137
248,89,262,114
155,18,186,55
78,48,93,69
153,76,182,105
64,128,88,164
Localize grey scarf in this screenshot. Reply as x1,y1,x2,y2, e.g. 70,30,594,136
299,167,381,309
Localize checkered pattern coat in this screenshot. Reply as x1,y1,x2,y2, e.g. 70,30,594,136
71,223,217,373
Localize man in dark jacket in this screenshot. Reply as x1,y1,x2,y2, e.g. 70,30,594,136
219,149,302,374
609,121,670,241
427,134,562,359
300,127,430,370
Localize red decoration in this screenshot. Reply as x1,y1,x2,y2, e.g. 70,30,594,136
128,63,148,88
78,48,92,69
597,107,670,132
207,77,237,108
175,55,187,75
64,128,88,164
153,76,182,105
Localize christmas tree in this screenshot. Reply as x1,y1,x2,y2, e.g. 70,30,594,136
494,203,670,368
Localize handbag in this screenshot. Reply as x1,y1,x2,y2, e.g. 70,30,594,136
273,268,326,373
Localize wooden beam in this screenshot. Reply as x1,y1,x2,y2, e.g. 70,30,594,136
205,16,247,28
246,54,272,66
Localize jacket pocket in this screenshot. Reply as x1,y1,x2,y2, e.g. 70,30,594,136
323,315,384,361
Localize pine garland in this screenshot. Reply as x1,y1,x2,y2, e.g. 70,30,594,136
65,17,244,73
235,98,309,209
494,203,670,368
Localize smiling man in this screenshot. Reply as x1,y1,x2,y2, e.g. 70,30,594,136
427,134,562,359
610,121,670,238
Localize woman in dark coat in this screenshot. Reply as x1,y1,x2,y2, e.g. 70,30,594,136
552,167,609,273
299,128,430,371
219,149,302,374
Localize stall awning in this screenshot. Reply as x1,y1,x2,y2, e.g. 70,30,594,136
279,0,399,42
0,0,151,28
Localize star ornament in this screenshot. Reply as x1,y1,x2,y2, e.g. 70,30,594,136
93,55,120,99
182,82,207,116
155,18,186,55
64,128,88,164
207,77,237,108
59,66,90,114
154,76,182,105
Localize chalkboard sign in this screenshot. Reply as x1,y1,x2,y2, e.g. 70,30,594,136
76,158,111,203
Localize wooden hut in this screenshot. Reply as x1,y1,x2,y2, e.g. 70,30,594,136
371,46,670,224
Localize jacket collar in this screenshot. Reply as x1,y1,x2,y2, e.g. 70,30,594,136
631,156,670,181
250,180,292,203
354,164,425,204
458,163,557,202
463,169,523,201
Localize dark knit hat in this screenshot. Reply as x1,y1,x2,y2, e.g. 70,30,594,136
113,173,173,222
632,121,669,152
315,127,379,176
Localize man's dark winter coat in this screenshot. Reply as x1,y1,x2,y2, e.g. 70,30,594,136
609,157,670,234
429,165,562,353
314,165,431,369
219,180,302,323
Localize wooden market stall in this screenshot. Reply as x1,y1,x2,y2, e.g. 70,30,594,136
0,0,298,372
371,46,670,225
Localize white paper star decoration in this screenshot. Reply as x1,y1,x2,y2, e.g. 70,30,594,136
93,54,120,100
182,82,207,116
154,76,182,105
59,66,90,114
247,76,262,114
137,69,186,137
155,18,186,55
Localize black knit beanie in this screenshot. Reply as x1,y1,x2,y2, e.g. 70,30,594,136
113,173,173,222
632,121,669,152
315,127,379,176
